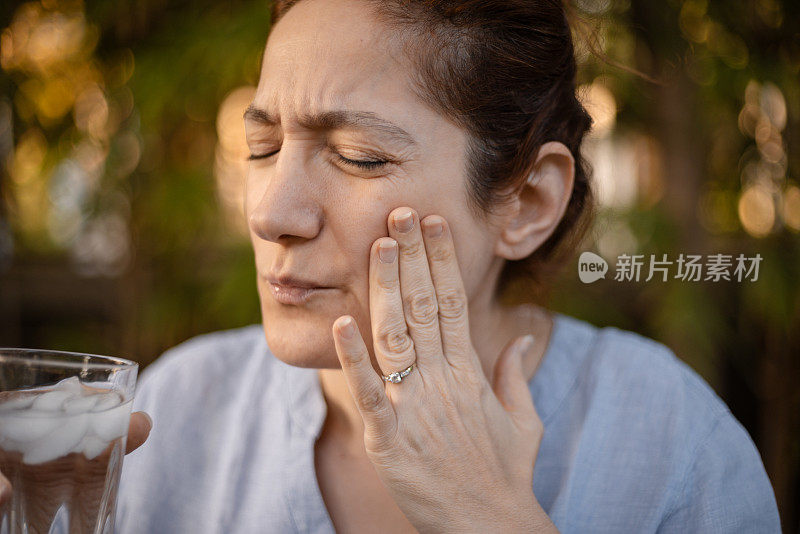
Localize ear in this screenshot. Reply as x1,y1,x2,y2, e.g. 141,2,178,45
494,141,575,261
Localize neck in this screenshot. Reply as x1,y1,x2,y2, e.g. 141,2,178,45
317,289,550,453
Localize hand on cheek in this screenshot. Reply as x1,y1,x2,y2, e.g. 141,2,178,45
330,207,557,533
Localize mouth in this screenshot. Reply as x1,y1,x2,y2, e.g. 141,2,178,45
263,274,333,305
267,282,331,305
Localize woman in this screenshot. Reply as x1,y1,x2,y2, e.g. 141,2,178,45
112,0,780,532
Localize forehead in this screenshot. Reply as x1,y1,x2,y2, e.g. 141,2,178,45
256,0,410,120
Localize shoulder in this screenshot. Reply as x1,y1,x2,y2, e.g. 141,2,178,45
580,320,749,472
545,314,780,531
540,313,732,459
566,315,734,453
557,314,729,427
654,412,781,532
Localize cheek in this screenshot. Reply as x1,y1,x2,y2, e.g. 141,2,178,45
340,183,471,266
333,185,394,236
452,227,499,300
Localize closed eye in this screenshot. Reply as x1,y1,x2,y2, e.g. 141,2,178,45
248,150,279,161
248,149,388,170
336,154,387,170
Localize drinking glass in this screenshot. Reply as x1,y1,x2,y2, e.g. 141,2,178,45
0,349,137,534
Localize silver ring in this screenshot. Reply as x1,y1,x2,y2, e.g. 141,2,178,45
381,363,415,384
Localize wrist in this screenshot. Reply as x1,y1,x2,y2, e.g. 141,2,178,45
441,493,558,534
518,498,559,533
493,494,558,533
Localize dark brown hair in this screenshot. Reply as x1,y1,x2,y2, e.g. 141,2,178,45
270,0,596,301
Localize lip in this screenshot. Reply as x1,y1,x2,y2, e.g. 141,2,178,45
264,273,331,305
267,283,330,305
266,274,328,289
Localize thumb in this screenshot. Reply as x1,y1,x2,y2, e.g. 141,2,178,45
0,471,11,506
492,334,536,417
125,411,153,454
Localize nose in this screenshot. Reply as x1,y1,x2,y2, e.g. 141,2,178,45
247,144,323,243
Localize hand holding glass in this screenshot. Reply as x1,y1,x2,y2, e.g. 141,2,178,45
0,349,151,534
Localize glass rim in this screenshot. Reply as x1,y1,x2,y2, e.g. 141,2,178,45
0,348,137,371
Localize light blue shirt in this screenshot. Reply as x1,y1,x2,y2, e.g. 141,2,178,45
115,312,781,533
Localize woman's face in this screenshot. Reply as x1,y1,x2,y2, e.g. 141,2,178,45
245,0,504,368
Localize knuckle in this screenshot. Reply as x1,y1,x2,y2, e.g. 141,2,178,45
359,386,386,413
460,368,486,395
378,324,413,355
340,347,361,367
405,291,438,326
400,238,423,257
428,243,453,263
363,432,386,455
530,412,544,433
377,272,398,291
520,410,544,435
438,290,467,319
403,428,428,455
364,418,400,455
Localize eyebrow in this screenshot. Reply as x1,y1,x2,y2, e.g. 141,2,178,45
243,105,417,147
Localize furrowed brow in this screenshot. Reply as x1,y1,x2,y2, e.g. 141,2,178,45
243,105,277,125
243,105,417,147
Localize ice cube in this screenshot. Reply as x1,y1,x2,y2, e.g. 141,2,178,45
22,413,89,464
90,391,122,413
0,432,19,452
31,390,75,411
54,376,83,394
90,401,131,442
0,413,64,442
78,435,111,460
0,394,35,412
63,393,100,415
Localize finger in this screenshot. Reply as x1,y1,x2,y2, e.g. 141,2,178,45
0,471,11,506
369,236,419,380
420,215,478,372
388,207,445,374
333,315,398,441
492,335,537,420
124,411,153,454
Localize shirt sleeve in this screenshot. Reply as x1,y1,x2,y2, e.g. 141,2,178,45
657,413,782,533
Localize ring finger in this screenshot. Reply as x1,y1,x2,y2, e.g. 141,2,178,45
370,237,419,387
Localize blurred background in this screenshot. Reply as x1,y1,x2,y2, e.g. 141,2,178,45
0,0,797,529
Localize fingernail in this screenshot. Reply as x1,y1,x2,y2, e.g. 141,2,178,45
517,334,535,354
423,217,443,238
379,240,397,263
338,316,355,339
393,210,414,233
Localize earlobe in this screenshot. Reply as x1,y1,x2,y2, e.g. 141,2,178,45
494,141,576,261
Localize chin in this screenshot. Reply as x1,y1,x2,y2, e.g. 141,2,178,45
257,284,369,369
260,315,343,369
